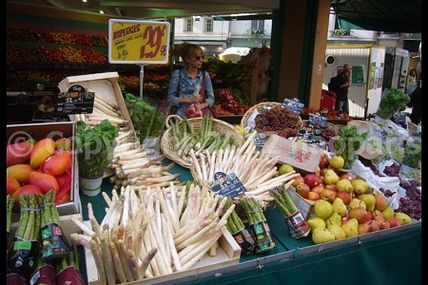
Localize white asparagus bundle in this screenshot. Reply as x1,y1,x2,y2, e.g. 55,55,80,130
75,183,232,283
191,135,297,204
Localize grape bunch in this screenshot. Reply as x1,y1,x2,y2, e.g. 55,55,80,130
383,163,400,177
255,106,302,138
396,179,422,220
378,188,396,198
359,157,385,177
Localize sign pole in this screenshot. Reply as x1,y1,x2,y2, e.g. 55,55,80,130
139,64,145,98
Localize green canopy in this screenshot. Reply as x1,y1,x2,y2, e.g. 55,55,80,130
332,0,421,32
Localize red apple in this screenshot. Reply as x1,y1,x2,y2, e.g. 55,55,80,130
311,185,324,195
336,191,351,205
292,176,304,187
369,220,381,232
340,173,355,181
319,154,329,169
307,191,320,201
304,173,320,188
320,189,336,203
296,183,310,199
380,221,391,230
387,218,401,228
325,184,337,192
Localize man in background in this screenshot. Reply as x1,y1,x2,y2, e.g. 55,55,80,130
329,64,352,114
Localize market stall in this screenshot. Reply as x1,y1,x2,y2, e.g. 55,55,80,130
7,75,422,284
6,1,422,284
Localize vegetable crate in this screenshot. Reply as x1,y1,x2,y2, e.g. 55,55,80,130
84,221,242,285
7,122,81,221
58,72,139,177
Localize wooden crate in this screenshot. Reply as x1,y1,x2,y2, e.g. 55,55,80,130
7,122,80,221
84,221,241,285
58,72,138,143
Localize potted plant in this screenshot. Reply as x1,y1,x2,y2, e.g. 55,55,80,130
76,120,119,196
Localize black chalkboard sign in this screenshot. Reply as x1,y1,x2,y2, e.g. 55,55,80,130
56,85,94,115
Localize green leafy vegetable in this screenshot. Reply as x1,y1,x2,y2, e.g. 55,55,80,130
334,126,368,169
377,89,410,119
76,120,119,179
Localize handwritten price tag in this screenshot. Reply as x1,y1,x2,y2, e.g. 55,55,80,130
109,19,170,64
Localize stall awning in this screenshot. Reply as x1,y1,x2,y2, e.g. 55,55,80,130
332,0,421,32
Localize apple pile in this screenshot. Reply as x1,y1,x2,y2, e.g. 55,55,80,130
291,156,413,244
6,137,73,205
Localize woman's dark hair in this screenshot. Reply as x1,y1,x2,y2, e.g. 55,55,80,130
172,42,203,65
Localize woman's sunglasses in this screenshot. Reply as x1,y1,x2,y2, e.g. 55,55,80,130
194,55,205,61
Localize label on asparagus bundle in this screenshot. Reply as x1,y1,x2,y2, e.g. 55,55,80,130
254,133,267,150
211,172,247,198
57,85,95,115
232,227,256,255
30,265,56,285
55,266,86,285
7,238,39,278
285,211,310,239
41,223,72,260
250,221,275,253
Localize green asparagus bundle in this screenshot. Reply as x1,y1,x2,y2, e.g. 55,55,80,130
171,115,238,162
55,249,85,285
271,187,298,217
240,197,266,224
7,194,15,238
223,199,256,254
8,194,41,279
272,186,310,239
240,197,275,253
41,190,72,261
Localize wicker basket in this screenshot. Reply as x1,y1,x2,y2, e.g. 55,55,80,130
240,101,283,129
160,115,243,169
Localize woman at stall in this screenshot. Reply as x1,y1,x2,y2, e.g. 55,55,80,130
167,42,215,118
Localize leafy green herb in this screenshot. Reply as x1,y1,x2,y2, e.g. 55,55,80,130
334,126,368,169
76,120,119,179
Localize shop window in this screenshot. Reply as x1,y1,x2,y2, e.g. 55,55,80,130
184,18,193,32
205,18,213,32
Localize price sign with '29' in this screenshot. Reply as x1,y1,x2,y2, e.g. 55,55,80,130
108,19,170,64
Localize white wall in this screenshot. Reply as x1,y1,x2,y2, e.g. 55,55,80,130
367,47,386,115
229,20,272,36
174,17,229,40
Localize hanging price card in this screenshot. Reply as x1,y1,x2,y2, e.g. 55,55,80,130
108,19,170,64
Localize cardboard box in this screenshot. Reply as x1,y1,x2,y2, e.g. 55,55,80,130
261,134,323,173
7,122,81,221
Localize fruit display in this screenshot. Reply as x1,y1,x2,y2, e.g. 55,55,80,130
255,106,302,138
289,152,417,244
214,88,250,116
6,137,73,205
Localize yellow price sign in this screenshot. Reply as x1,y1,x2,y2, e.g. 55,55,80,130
108,19,170,64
